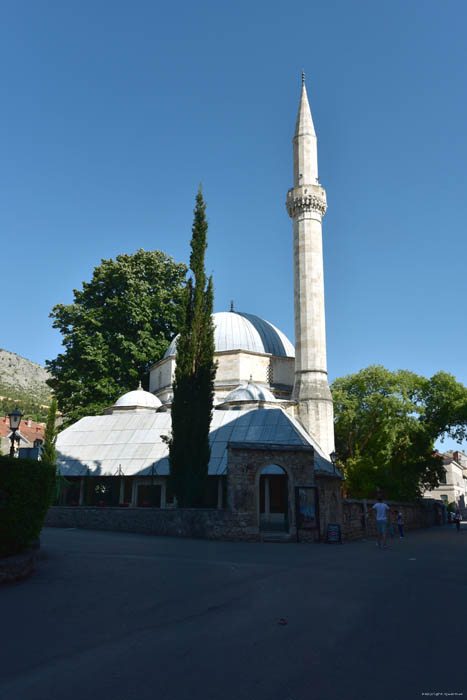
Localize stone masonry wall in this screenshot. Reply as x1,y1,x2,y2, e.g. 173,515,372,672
227,443,316,536
342,498,439,541
46,499,438,543
45,506,259,541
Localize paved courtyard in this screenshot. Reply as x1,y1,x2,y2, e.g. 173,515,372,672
1,524,466,700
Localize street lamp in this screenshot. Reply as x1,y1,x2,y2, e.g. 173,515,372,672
8,408,24,458
330,450,337,475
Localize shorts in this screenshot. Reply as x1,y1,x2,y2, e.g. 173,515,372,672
376,520,387,534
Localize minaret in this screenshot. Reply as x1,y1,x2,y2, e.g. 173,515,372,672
286,73,335,455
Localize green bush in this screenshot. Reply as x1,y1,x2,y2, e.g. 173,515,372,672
0,455,56,557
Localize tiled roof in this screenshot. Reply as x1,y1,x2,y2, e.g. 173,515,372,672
0,416,45,444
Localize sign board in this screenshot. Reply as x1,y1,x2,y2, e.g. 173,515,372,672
327,524,341,543
295,487,320,543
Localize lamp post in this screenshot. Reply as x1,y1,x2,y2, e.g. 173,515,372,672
8,408,24,458
330,450,337,475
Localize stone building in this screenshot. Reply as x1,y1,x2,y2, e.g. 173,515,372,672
423,451,467,513
149,311,295,405
54,75,342,541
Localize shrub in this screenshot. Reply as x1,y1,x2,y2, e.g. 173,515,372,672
0,455,56,557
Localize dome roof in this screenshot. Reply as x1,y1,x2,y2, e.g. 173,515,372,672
223,381,276,403
164,311,294,359
114,384,162,409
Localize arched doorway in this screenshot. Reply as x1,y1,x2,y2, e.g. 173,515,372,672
259,464,288,532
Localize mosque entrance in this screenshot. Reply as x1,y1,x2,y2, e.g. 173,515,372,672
259,465,288,532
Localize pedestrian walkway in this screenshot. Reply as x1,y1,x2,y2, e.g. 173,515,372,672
1,525,465,700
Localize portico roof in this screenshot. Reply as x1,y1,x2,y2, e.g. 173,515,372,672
56,408,336,478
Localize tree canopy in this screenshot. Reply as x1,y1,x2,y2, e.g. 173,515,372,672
332,365,467,500
41,397,58,466
169,188,216,507
46,249,187,425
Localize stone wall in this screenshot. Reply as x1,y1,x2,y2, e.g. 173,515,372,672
341,498,440,541
316,474,343,539
45,506,259,541
227,443,316,536
46,497,440,544
46,446,343,543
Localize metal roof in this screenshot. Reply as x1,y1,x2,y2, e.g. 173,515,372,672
164,311,295,359
114,388,162,409
222,381,276,403
56,407,335,477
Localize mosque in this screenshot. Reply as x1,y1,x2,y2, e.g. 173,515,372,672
55,76,342,540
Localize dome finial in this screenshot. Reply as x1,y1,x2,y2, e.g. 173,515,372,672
230,300,234,312
137,380,143,390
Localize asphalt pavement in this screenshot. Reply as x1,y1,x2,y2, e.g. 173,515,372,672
1,524,466,700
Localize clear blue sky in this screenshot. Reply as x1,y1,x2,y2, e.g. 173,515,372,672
1,1,466,448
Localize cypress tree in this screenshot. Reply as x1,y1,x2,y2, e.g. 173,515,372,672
169,188,216,507
41,397,58,465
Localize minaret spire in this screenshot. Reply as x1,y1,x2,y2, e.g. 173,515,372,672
286,74,335,456
293,74,318,188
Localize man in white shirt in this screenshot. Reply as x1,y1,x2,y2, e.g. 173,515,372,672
372,497,390,548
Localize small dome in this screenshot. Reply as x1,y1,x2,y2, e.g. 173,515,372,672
114,383,162,409
164,311,294,359
223,381,276,404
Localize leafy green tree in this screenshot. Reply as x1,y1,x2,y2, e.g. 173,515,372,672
332,365,467,500
421,371,467,443
46,250,187,425
0,394,49,424
169,188,216,507
41,397,58,466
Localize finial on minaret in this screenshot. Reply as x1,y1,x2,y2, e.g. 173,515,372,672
302,70,305,86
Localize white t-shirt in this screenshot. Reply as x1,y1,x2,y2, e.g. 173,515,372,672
372,503,389,521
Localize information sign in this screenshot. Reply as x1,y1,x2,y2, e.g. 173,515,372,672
295,487,320,542
327,524,342,543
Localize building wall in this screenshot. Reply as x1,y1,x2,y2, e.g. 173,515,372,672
423,457,467,512
150,350,294,405
316,475,343,539
341,499,440,541
226,444,315,536
237,353,269,385
270,356,294,394
45,506,259,540
226,444,342,540
46,445,342,542
45,493,441,542
149,356,174,397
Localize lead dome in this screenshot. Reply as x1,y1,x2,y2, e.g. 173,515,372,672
113,383,162,410
222,381,276,404
164,311,294,358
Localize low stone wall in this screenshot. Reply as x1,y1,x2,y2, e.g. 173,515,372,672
342,498,439,541
45,506,259,541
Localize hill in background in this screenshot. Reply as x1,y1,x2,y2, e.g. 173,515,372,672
0,349,51,422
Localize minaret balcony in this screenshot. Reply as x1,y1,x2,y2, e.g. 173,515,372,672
286,184,327,219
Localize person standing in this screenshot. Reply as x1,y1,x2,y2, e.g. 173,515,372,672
397,511,405,538
454,509,462,533
372,497,390,548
